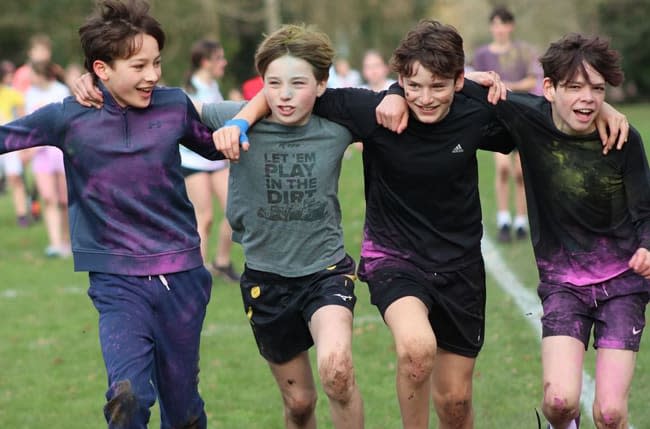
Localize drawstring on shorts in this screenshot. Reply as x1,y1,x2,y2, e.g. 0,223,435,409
147,274,171,291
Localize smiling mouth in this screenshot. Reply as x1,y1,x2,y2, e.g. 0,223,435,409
417,105,437,113
278,106,295,115
574,108,594,120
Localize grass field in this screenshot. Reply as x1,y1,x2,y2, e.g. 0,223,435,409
0,104,649,428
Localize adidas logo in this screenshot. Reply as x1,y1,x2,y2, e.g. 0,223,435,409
451,144,464,153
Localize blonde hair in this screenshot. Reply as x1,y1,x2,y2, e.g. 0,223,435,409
255,24,334,82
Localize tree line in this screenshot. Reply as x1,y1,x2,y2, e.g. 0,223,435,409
0,0,647,99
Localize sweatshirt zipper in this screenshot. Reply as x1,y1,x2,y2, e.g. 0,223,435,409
123,110,130,147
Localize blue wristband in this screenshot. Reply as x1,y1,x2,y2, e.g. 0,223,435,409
224,118,249,145
224,118,249,134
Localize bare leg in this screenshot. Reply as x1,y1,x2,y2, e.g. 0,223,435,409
209,167,233,267
384,296,436,429
268,352,318,429
310,305,364,428
35,172,63,252
494,152,512,223
431,349,476,429
6,174,28,219
593,348,636,429
184,172,213,261
541,336,584,429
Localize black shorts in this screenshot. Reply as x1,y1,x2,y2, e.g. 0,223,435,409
364,257,486,357
240,254,357,364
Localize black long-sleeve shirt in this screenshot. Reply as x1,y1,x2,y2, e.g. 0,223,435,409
314,87,513,275
463,80,650,285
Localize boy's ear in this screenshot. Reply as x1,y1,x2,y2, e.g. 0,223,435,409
542,77,555,102
316,79,327,97
454,71,465,92
92,60,111,82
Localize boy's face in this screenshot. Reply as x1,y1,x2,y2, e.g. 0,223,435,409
94,34,161,109
263,55,326,127
543,62,606,136
398,61,463,124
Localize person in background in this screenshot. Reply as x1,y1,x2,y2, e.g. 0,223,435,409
472,5,542,242
12,34,64,93
24,60,71,257
64,63,84,91
361,49,396,92
0,60,28,226
352,49,396,152
182,38,239,281
328,57,362,88
227,87,244,101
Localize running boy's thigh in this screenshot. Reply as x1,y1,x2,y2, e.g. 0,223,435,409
366,262,436,350
151,266,212,428
309,304,354,359
538,281,593,348
427,260,487,358
594,348,636,413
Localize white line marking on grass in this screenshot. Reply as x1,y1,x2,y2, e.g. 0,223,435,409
1,289,19,298
482,237,635,429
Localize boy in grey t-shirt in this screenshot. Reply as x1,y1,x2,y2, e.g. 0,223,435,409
204,25,364,428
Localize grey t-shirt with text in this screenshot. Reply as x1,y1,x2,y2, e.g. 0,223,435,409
202,102,354,277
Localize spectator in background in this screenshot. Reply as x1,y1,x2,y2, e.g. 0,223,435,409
182,39,239,281
328,57,362,88
63,63,84,91
472,5,542,243
227,87,244,101
0,60,28,226
25,60,71,257
361,49,396,92
12,34,64,93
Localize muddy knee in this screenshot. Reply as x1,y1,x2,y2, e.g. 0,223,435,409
319,351,356,403
284,391,317,426
594,403,626,429
436,393,472,426
542,390,580,423
396,342,435,386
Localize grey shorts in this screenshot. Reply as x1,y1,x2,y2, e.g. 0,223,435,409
538,273,649,351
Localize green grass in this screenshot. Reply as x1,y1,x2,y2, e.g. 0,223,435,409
0,104,649,428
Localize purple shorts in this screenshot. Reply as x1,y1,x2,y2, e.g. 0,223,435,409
538,273,649,351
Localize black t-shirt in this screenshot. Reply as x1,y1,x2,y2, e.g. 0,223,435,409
314,87,512,274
